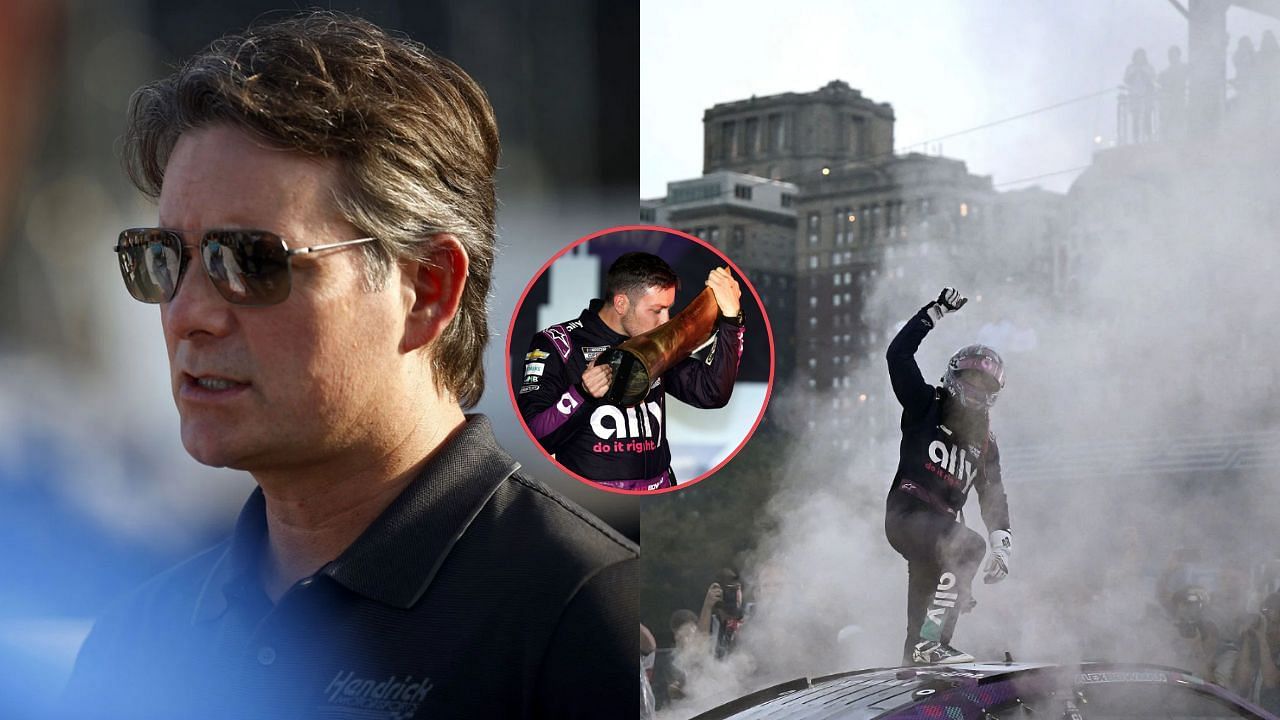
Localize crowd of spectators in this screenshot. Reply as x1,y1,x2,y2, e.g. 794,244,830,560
644,568,754,715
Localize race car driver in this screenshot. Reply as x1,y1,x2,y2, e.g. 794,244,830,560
517,251,743,491
884,287,1012,665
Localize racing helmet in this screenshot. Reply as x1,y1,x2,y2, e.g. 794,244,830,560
942,344,1005,409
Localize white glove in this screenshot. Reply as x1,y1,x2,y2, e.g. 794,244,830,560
982,529,1012,584
924,287,968,322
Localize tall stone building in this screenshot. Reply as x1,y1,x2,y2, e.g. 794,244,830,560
794,154,995,383
646,81,1067,451
644,171,798,379
702,80,895,181
791,151,1003,450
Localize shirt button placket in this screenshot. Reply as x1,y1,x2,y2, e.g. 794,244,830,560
257,646,277,666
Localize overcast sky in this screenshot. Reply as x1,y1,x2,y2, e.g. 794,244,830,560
641,0,1280,198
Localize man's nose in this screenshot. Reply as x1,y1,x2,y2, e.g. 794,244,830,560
161,251,235,340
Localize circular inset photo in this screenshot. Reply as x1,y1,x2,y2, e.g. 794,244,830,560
506,225,774,494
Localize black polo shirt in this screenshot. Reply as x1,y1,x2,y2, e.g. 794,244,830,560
63,415,638,719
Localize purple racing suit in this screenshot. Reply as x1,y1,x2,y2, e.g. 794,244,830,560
517,299,743,489
885,307,1010,661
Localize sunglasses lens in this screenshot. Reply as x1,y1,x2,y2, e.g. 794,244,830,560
116,229,184,303
201,231,291,305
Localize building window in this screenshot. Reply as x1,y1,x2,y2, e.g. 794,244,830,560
669,182,720,203
768,113,785,152
745,117,760,157
729,226,744,252
781,193,795,208
809,255,818,269
640,207,655,223
809,295,817,308
709,227,721,245
734,184,753,200
721,121,736,160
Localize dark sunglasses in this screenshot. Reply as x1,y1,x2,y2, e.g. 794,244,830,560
114,228,376,306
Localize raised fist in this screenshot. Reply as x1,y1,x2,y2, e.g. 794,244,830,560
925,287,967,322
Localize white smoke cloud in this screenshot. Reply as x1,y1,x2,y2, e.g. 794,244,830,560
654,130,1280,719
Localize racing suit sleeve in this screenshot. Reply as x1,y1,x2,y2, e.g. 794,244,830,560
975,433,1011,531
662,319,744,409
516,331,595,454
886,308,937,421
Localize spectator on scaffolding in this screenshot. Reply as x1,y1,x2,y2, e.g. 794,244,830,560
1124,48,1157,142
1258,31,1280,119
1159,45,1189,139
1233,36,1260,123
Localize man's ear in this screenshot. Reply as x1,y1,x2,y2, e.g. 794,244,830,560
401,234,468,353
611,292,630,317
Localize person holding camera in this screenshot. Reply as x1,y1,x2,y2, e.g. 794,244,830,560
1232,592,1280,712
699,568,749,659
884,288,1012,665
1169,586,1242,686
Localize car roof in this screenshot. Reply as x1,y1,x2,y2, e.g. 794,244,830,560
688,662,1271,720
690,662,1051,720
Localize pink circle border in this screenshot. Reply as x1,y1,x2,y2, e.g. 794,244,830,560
504,224,777,496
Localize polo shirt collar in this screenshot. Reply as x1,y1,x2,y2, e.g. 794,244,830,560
193,486,269,623
193,414,519,621
320,414,518,609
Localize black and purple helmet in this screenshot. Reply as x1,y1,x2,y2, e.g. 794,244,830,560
943,344,1005,409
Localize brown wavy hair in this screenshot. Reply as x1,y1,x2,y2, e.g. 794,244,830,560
123,11,499,408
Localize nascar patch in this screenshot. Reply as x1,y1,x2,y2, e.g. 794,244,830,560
582,345,609,362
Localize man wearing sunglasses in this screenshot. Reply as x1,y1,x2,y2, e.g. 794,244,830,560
883,287,1012,666
68,11,637,720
